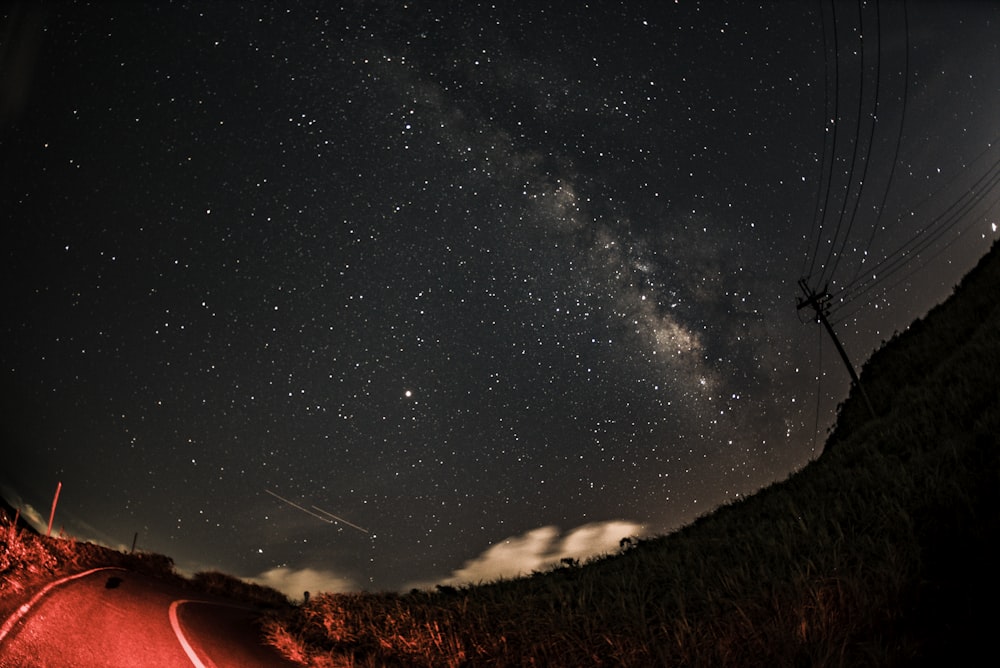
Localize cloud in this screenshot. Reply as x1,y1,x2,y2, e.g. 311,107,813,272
250,566,357,599
17,503,47,532
409,520,645,590
0,484,48,533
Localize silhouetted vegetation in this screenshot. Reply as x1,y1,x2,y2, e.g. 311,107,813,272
259,241,999,666
3,242,997,665
0,509,290,619
0,512,170,617
189,569,290,609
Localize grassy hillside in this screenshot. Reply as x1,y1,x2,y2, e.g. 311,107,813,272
3,242,996,666
260,241,1000,667
0,507,291,622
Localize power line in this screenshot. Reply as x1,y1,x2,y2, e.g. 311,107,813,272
802,0,834,283
830,189,1000,327
804,0,843,284
828,162,1000,324
831,138,1000,297
810,323,823,456
847,0,909,289
820,0,871,287
797,0,996,425
828,0,885,285
827,143,1000,313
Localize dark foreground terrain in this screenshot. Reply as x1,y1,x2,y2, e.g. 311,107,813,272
3,242,998,667
262,241,1000,667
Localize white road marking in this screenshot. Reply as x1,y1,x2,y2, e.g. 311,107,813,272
168,600,210,668
169,598,258,668
0,566,126,642
1,565,261,667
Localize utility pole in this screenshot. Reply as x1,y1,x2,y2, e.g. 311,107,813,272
797,279,877,419
46,481,61,537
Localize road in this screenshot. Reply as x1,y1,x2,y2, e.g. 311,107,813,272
0,568,299,667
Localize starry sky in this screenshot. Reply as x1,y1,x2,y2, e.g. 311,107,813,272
2,1,998,595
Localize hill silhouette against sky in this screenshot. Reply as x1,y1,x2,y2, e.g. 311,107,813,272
260,239,1000,665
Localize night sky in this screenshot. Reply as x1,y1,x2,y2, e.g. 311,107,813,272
2,1,997,596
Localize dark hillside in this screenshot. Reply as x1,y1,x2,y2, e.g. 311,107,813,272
822,239,1000,664
831,238,1000,449
263,241,1000,666
4,244,996,667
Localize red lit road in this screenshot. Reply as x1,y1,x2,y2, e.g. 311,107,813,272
0,568,299,667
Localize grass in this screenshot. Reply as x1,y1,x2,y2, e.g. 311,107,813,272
2,242,997,666
0,512,166,615
0,509,291,622
258,241,1000,666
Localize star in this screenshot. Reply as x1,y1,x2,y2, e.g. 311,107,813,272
1,0,996,596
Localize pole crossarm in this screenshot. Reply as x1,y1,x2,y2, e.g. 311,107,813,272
796,279,831,318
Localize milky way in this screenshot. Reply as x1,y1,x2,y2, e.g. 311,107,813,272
2,1,997,593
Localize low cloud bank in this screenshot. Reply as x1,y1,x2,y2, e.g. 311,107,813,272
16,502,47,532
251,566,357,600
410,520,645,590
0,485,48,533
